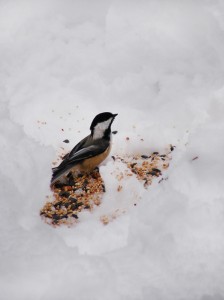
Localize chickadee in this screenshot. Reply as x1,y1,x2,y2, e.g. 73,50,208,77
51,112,118,186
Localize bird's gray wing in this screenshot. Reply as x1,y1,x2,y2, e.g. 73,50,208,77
68,135,90,158
57,135,90,167
51,140,109,184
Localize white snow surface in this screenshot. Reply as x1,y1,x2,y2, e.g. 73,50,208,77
1,1,224,299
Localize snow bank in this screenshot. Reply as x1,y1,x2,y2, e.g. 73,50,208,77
1,0,224,299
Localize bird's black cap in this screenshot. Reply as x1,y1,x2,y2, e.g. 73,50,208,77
90,112,118,131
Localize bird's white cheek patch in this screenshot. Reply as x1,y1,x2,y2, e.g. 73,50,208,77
92,118,112,140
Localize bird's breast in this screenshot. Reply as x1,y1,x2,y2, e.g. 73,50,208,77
81,144,111,172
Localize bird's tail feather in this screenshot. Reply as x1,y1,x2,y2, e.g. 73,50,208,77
51,166,71,186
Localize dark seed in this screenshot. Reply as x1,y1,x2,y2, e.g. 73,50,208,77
54,182,66,189
59,191,70,198
148,171,158,176
82,179,88,190
130,163,137,168
53,201,62,208
60,215,68,219
91,172,98,179
63,139,70,143
170,145,175,151
192,156,199,161
111,155,115,161
69,204,75,210
68,177,75,186
152,152,159,155
112,131,118,134
84,205,90,209
69,197,77,203
141,155,148,159
102,184,106,192
152,168,161,173
52,214,60,220
160,155,166,157
72,214,78,219
71,202,83,210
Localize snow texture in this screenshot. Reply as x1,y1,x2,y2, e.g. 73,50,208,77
1,0,224,299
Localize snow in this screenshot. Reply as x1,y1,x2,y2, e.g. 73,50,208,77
1,0,224,299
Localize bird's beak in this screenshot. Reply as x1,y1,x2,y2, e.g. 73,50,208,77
113,113,118,118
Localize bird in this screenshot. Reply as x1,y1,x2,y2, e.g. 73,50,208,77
51,112,118,186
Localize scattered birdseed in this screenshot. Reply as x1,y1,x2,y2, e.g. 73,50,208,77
192,156,199,161
41,146,174,227
63,139,70,143
117,185,123,192
113,150,172,188
170,145,175,151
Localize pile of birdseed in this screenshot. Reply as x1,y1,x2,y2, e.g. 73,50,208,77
40,146,174,227
40,169,105,226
